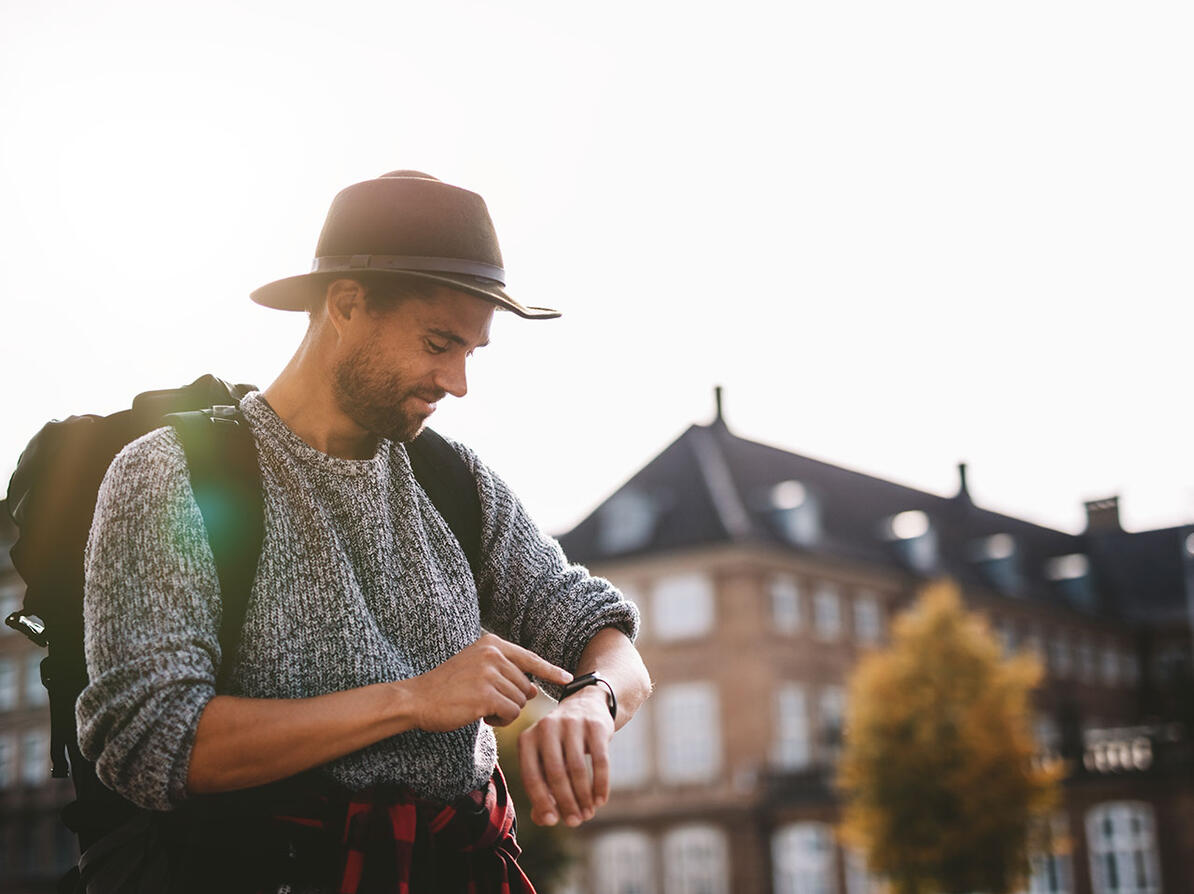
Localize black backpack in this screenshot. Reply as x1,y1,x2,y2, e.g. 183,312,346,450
3,374,481,854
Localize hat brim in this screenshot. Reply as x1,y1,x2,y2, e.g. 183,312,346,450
250,270,561,320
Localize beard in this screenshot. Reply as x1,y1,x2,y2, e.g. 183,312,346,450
333,337,441,444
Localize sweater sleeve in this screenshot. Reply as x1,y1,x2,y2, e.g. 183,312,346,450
75,427,222,812
449,441,640,698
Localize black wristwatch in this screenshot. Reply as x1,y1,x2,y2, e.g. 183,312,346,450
560,671,617,720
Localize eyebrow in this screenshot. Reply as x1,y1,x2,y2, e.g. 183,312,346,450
428,327,489,349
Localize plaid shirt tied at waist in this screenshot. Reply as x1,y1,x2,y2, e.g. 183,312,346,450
268,765,536,894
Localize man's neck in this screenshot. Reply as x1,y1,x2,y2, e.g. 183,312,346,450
262,353,379,461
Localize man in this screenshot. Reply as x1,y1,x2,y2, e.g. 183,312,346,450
76,171,650,892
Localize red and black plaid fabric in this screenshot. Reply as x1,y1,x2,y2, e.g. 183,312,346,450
268,766,536,894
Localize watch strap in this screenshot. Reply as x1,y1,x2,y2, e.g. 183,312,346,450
560,671,617,720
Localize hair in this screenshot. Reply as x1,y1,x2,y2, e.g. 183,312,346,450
306,275,441,318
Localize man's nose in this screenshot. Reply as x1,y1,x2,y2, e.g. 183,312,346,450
434,356,468,399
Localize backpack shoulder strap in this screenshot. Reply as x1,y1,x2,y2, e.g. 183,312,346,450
166,406,263,688
406,428,482,584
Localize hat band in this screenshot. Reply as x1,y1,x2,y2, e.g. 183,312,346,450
311,255,506,285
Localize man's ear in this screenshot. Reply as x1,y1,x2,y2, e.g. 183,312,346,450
324,279,367,337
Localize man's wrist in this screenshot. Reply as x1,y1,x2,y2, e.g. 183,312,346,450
385,678,421,734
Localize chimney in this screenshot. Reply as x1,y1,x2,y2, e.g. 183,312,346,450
713,385,725,427
1084,496,1121,533
955,462,971,502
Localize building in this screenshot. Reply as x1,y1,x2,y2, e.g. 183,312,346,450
2,400,1191,893
0,501,76,893
556,395,1194,894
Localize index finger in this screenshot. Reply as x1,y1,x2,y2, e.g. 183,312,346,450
498,639,573,686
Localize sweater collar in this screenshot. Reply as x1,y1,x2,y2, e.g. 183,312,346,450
239,391,389,477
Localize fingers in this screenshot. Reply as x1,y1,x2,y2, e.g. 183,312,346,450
563,722,595,819
484,635,572,686
537,732,584,827
482,672,530,727
494,656,539,702
519,708,615,827
519,729,559,826
589,725,611,809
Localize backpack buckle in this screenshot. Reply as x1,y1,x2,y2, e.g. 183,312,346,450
5,611,48,647
210,405,239,425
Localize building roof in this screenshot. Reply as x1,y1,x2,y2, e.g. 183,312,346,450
558,415,1193,624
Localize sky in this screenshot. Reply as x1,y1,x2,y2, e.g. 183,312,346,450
0,0,1191,539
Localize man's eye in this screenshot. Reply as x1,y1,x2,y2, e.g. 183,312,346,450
426,339,449,354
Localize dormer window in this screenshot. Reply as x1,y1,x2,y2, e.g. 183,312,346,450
969,533,1022,595
885,510,937,573
769,479,820,546
597,488,658,555
1045,553,1095,609
1046,554,1089,580
981,533,1015,560
891,510,929,539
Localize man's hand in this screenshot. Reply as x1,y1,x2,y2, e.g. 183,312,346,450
407,633,572,732
518,687,616,827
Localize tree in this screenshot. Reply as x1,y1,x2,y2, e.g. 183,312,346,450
838,579,1061,894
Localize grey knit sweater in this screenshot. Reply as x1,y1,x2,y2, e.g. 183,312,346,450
76,391,638,812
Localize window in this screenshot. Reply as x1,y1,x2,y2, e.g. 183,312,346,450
1034,713,1062,758
773,684,810,770
770,575,802,634
1077,638,1097,684
996,618,1017,656
24,653,47,707
657,683,721,783
1151,644,1187,685
0,658,17,710
0,735,14,789
1050,634,1072,679
598,489,658,555
1086,802,1162,894
20,728,47,786
663,825,729,894
1101,647,1120,687
813,584,842,641
772,822,839,894
1025,812,1073,893
593,829,654,894
653,573,715,641
852,594,882,645
771,480,821,546
819,685,847,762
887,510,937,573
972,533,1023,594
1120,650,1141,687
610,701,650,789
1047,554,1094,609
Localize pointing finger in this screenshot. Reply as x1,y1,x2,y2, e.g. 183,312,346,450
499,640,572,686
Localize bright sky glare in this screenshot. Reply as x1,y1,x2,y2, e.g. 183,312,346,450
1,1,1191,538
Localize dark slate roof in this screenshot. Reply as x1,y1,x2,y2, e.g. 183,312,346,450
1088,525,1194,624
557,420,1193,623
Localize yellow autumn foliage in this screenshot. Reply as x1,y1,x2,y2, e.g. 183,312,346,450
838,579,1061,894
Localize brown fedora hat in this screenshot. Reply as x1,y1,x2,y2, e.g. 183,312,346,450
250,171,560,319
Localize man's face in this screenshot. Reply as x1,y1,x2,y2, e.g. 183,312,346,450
332,284,494,443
